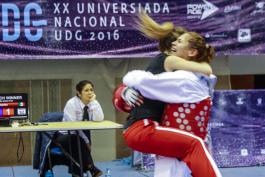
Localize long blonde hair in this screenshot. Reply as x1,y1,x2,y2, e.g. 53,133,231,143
136,11,186,52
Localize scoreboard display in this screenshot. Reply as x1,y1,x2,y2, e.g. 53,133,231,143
0,93,28,119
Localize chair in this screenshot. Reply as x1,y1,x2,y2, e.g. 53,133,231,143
33,112,89,177
33,112,63,176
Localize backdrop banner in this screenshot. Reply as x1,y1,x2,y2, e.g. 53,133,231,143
133,90,265,169
0,0,264,59
210,89,265,167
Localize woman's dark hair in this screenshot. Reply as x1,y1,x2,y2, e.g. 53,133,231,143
76,80,94,96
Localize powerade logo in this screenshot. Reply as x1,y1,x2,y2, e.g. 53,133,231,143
187,0,218,20
1,3,47,42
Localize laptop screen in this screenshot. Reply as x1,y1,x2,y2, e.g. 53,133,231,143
0,93,28,120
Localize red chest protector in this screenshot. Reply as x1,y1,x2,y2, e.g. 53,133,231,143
161,98,212,140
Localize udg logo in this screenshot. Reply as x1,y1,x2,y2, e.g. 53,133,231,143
187,0,219,20
1,3,47,42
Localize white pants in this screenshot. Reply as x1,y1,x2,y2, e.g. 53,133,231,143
154,156,192,177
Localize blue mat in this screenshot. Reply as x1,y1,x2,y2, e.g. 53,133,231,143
0,160,264,177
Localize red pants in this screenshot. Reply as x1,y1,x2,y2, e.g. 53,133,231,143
123,119,222,177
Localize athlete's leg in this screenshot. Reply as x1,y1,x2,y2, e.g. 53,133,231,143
123,119,222,177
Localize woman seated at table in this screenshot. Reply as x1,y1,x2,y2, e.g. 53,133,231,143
57,80,104,177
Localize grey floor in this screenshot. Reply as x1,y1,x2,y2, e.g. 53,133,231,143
0,160,264,177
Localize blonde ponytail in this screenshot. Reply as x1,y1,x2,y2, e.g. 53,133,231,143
136,11,174,40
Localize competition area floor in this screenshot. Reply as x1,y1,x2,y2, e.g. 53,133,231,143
0,160,264,177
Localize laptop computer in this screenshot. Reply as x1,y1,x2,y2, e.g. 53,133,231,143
0,93,28,126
